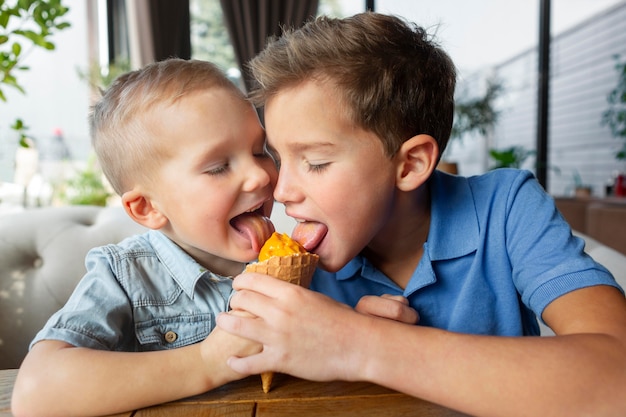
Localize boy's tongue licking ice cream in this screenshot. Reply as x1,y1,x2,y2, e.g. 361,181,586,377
292,221,328,251
231,212,275,253
245,232,320,392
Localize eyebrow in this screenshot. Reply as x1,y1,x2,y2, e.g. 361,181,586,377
276,141,336,154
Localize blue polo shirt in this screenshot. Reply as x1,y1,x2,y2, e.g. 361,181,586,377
311,169,621,336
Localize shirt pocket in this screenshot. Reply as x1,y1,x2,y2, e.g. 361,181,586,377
135,314,213,350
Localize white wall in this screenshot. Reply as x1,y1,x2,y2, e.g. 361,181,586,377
446,1,626,197
0,2,92,182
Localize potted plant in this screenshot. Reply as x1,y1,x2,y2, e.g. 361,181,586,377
1,0,71,148
441,76,503,174
572,170,592,198
57,155,112,206
488,146,535,169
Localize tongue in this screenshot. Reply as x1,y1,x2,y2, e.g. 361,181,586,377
292,222,328,251
231,213,275,253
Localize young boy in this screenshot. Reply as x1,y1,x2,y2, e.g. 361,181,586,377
217,13,626,417
12,59,277,417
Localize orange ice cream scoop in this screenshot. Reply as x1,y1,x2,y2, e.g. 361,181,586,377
258,232,308,261
245,232,319,393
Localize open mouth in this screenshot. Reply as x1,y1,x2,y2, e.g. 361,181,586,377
292,220,328,252
230,205,275,253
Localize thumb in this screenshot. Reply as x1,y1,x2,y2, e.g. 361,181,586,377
226,354,267,375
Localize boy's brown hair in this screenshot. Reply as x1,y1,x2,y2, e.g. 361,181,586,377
248,12,457,159
90,58,244,195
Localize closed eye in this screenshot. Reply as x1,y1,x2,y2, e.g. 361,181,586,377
254,149,273,160
308,162,329,173
206,164,229,176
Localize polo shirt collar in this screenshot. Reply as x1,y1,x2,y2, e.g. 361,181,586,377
427,170,479,261
333,171,479,291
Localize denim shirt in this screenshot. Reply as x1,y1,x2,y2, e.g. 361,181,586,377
31,230,237,351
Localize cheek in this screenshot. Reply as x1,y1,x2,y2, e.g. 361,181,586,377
337,169,395,220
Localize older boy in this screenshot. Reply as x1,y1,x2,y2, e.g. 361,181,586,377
218,13,626,417
12,59,276,417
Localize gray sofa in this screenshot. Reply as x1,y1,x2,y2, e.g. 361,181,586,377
1,205,625,369
0,206,146,369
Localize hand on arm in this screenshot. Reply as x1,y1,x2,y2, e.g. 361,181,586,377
217,272,378,382
219,273,626,417
11,319,261,417
355,294,419,324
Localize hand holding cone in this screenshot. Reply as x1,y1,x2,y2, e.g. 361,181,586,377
244,232,319,392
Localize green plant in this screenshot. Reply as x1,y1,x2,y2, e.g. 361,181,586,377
451,77,503,140
489,146,535,169
602,54,626,160
77,59,131,92
59,155,112,206
572,169,583,187
10,117,30,147
569,169,592,197
1,0,71,146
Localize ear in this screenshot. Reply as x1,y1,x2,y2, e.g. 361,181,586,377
395,134,439,192
121,189,168,230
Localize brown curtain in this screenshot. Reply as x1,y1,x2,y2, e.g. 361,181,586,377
148,0,191,61
108,0,190,66
219,0,319,93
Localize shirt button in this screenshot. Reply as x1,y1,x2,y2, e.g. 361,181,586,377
164,331,178,343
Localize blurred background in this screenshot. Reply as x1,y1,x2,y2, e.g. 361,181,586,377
1,0,625,228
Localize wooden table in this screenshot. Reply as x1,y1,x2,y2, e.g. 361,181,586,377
0,368,470,416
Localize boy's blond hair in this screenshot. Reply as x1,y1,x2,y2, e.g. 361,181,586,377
248,12,456,159
90,58,244,195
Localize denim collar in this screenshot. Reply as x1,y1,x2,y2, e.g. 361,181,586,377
147,231,234,299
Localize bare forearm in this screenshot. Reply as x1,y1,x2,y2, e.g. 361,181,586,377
12,341,232,417
222,276,626,417
359,321,626,417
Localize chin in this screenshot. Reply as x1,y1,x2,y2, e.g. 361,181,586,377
318,258,346,273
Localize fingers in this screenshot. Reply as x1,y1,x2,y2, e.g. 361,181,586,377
216,311,266,343
231,272,287,293
229,272,305,315
380,294,410,304
228,309,256,318
355,294,419,324
216,310,282,376
226,352,267,376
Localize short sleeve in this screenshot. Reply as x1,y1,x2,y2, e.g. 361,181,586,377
503,171,619,317
30,246,134,351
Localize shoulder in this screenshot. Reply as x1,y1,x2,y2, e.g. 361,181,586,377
466,168,537,195
432,168,539,194
430,169,542,229
87,230,161,260
452,169,548,214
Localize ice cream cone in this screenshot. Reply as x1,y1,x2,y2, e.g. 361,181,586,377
245,252,319,392
244,252,319,287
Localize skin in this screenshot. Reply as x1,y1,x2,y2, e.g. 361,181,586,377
11,89,277,417
217,79,626,417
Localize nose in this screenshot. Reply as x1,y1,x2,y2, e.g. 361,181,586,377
242,158,276,192
273,165,301,204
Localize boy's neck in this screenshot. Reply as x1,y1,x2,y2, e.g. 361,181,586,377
174,238,247,278
363,187,431,289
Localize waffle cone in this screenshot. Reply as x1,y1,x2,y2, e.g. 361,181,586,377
245,252,319,392
244,252,319,288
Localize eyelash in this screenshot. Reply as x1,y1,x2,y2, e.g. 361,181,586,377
206,164,229,176
255,150,271,159
308,162,329,173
